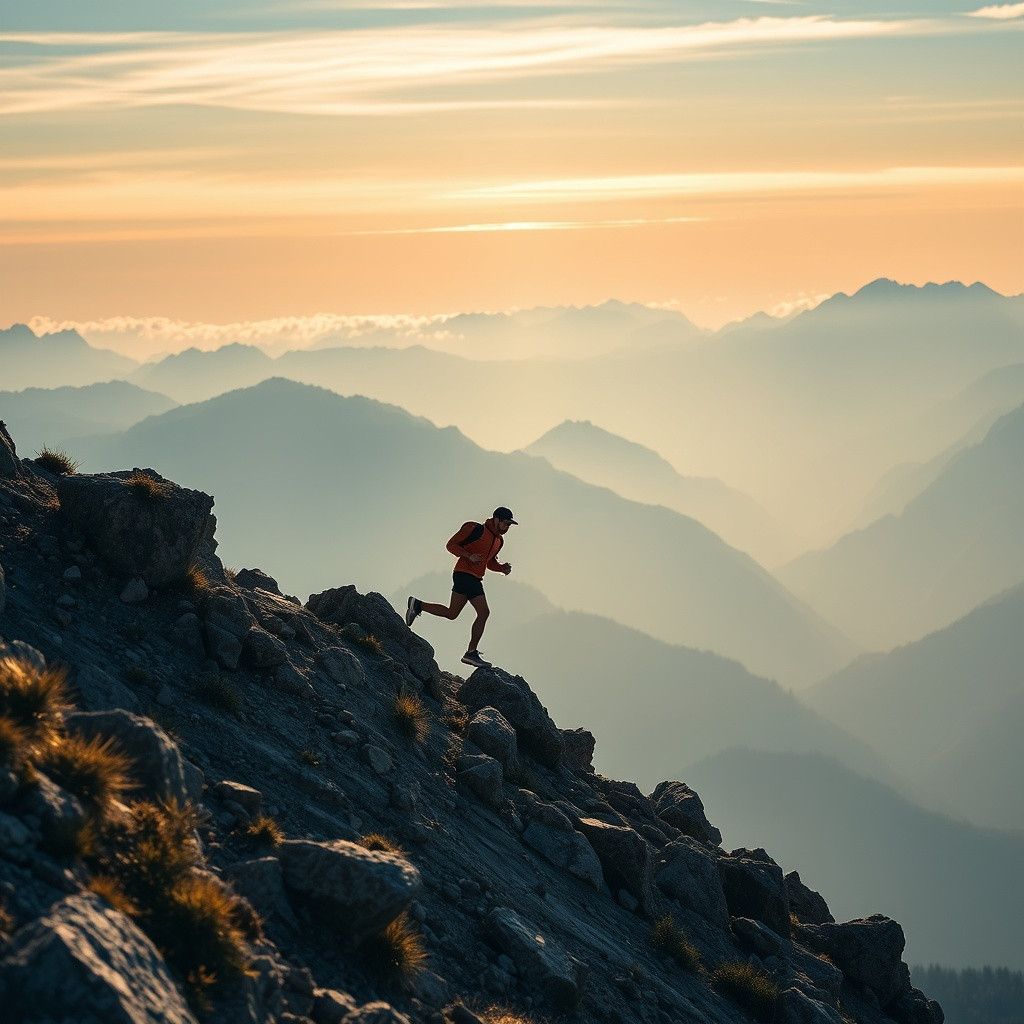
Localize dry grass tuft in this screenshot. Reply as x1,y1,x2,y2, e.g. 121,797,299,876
88,874,139,916
0,715,29,767
361,911,427,985
124,471,172,501
0,899,13,939
355,633,385,656
650,915,703,973
712,962,780,1022
394,692,430,744
478,1010,544,1024
359,833,405,856
37,733,133,814
240,814,284,848
185,562,212,596
194,672,242,717
0,657,69,741
443,708,469,735
298,748,320,767
34,446,79,475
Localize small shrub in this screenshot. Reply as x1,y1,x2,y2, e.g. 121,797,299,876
359,833,404,855
713,962,780,1022
0,657,69,741
194,673,242,716
34,446,79,475
360,911,427,985
37,733,132,814
298,748,320,767
355,633,385,656
0,715,28,767
394,692,430,744
185,562,212,596
479,1010,542,1024
240,815,284,848
88,874,139,916
650,915,703,973
124,471,171,501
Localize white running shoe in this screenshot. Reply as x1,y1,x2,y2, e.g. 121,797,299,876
405,596,421,627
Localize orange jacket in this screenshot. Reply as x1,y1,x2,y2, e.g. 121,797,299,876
447,521,505,579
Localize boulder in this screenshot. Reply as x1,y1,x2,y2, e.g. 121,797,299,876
0,422,22,479
213,779,262,815
560,728,596,773
457,668,563,769
235,567,283,596
457,753,505,809
341,1003,413,1024
650,780,722,846
790,946,844,1007
306,586,438,683
318,646,365,689
780,987,844,1024
486,906,581,1009
890,988,945,1024
522,820,604,890
64,709,194,805
799,915,911,1009
575,817,653,911
203,587,256,670
654,837,729,929
169,612,205,656
718,847,790,936
786,871,834,925
278,839,420,944
74,663,141,713
0,893,198,1024
466,707,519,774
57,470,214,587
224,856,297,928
242,625,288,670
313,987,359,1024
733,916,787,958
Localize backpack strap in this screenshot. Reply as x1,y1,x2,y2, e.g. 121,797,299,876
464,523,485,545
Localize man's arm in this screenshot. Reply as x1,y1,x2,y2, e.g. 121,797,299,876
446,522,479,559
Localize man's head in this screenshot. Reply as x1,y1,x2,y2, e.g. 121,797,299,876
491,506,517,534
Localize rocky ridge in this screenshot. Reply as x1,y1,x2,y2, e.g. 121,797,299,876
0,423,942,1024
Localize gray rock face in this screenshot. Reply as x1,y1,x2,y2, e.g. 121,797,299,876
306,585,438,684
341,1003,413,1024
58,470,214,587
213,779,262,815
242,624,288,669
203,587,256,670
781,986,845,1024
575,817,653,912
234,566,283,595
786,871,834,925
733,916,787,958
654,837,729,928
0,422,22,479
560,728,596,773
650,780,722,846
522,820,604,890
224,856,297,928
74,663,141,713
319,646,365,689
457,668,563,769
799,915,911,1009
718,847,791,936
0,893,198,1024
169,612,205,656
457,753,505,809
466,707,520,774
278,839,420,944
486,906,581,1009
65,709,196,806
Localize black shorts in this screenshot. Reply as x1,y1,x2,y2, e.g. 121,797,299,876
452,571,485,600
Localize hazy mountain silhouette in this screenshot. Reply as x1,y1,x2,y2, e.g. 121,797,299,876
78,377,852,685
685,749,1024,971
780,403,1024,648
524,420,794,564
807,584,1024,829
130,343,274,403
394,571,881,789
0,381,177,454
0,323,137,390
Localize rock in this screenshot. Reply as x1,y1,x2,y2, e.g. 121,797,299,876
364,744,393,775
457,668,563,768
780,987,844,1024
204,587,256,670
790,946,844,1006
799,915,911,1009
0,811,33,863
486,906,581,1009
466,707,519,774
214,779,263,815
74,663,141,713
733,916,787,958
650,780,722,846
341,1003,413,1024
0,639,47,672
24,771,87,833
63,565,82,582
785,871,834,925
58,469,214,587
718,847,790,936
156,684,175,706
890,988,945,1024
242,625,288,669
64,708,194,805
654,836,729,929
55,592,77,608
306,585,439,684
224,856,297,928
276,662,312,696
235,566,283,595
575,817,653,911
0,893,198,1023
457,754,505,809
319,646,365,688
278,839,420,944
560,728,596,773
169,612,205,656
522,820,604,890
0,422,22,479
313,987,359,1024
119,577,148,604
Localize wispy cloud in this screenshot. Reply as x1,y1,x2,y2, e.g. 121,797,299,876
966,3,1024,18
0,17,927,117
351,215,702,235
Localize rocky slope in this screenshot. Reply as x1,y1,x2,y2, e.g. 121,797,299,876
0,422,941,1024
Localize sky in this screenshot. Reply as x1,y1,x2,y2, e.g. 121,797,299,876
1,0,1022,330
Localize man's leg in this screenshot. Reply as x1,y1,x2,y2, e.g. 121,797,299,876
419,593,468,620
467,595,489,652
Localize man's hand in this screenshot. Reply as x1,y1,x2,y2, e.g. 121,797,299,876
501,563,512,576
465,553,483,564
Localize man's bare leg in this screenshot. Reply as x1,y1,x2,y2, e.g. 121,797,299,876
468,595,489,652
419,592,468,620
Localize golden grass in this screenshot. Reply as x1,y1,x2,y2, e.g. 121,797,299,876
0,657,69,741
650,915,703,973
356,633,385,656
34,446,79,475
361,911,427,985
88,874,140,916
37,733,132,814
359,833,405,856
712,962,780,1022
240,814,284,848
479,1010,543,1024
0,900,13,938
0,715,28,767
124,471,172,501
394,692,430,744
185,562,212,596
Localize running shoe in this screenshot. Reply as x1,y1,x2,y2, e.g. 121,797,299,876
405,596,421,627
461,650,491,668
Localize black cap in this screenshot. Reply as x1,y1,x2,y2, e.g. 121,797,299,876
493,506,518,525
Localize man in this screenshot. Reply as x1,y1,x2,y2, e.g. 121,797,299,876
405,507,516,668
